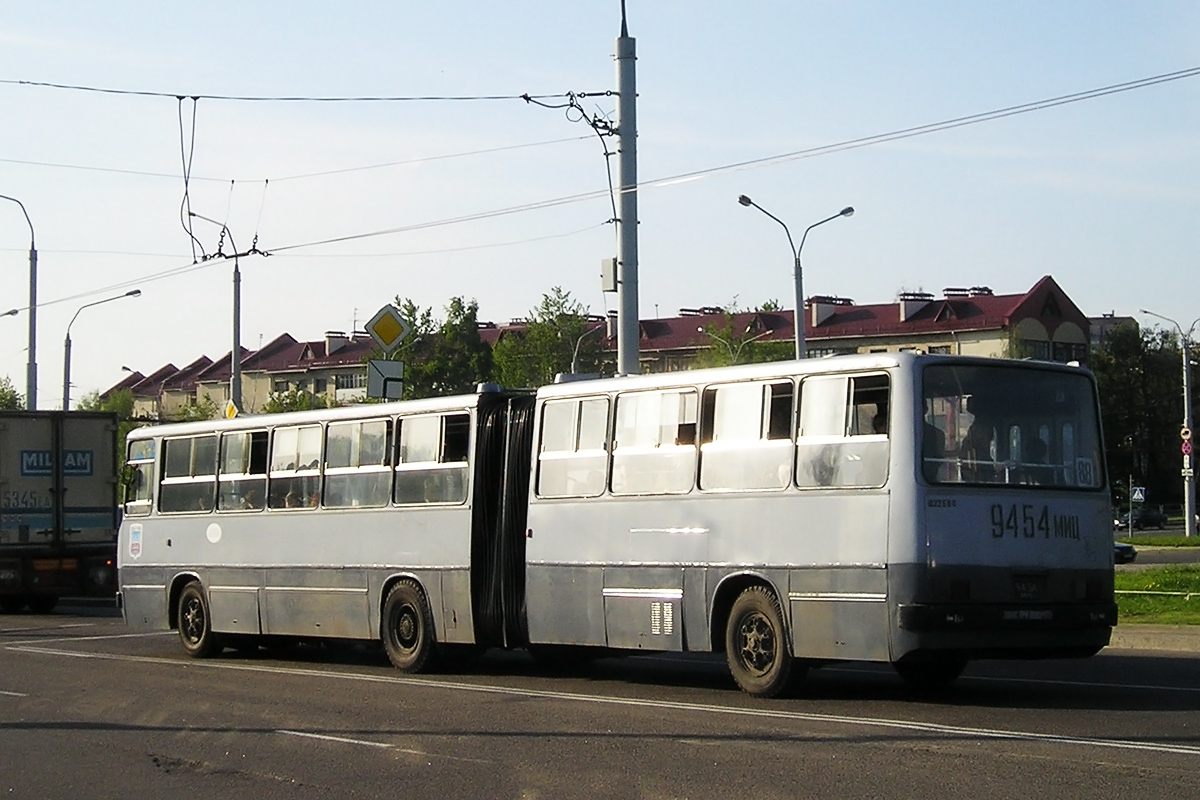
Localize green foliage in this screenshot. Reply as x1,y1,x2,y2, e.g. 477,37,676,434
387,296,493,399
1115,565,1200,625
1091,323,1188,509
77,388,145,497
261,389,335,414
177,396,221,422
693,305,792,368
0,376,22,410
492,287,604,388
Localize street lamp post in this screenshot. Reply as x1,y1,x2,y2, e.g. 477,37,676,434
0,194,37,409
738,196,853,359
63,290,142,410
1140,309,1199,537
570,323,603,375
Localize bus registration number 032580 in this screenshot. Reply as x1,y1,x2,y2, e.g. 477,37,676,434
990,503,1080,540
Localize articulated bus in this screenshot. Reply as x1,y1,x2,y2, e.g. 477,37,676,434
117,353,1115,697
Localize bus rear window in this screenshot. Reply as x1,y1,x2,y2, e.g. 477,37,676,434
922,364,1103,489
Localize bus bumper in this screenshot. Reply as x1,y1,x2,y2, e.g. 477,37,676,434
898,602,1117,631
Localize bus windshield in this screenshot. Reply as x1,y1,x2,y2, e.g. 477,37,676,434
921,363,1104,489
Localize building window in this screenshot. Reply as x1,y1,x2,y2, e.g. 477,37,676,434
336,372,366,390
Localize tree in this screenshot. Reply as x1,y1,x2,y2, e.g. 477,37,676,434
78,388,144,498
387,296,493,400
261,389,335,414
0,376,22,410
693,301,792,368
492,288,604,388
1091,323,1185,509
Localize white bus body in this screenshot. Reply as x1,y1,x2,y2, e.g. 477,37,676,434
118,353,1114,696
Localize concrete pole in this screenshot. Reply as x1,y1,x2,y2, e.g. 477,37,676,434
1183,335,1195,537
232,257,242,410
615,13,639,376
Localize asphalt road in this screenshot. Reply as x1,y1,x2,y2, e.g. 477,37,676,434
2,608,1198,799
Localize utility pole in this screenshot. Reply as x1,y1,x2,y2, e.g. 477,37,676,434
615,2,639,375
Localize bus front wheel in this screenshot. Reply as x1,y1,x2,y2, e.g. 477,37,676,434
725,586,801,698
382,579,437,673
177,582,222,658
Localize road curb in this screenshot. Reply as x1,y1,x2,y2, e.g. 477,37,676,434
1108,624,1200,653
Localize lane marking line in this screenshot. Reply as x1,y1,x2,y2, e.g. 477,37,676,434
3,631,173,648
10,643,1200,759
277,729,392,749
1,689,28,697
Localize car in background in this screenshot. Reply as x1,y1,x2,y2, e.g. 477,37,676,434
1114,541,1138,564
1115,506,1168,531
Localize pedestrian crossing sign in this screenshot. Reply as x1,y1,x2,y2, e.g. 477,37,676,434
1131,486,1146,503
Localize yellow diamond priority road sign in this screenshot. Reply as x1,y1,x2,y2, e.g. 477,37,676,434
366,305,411,354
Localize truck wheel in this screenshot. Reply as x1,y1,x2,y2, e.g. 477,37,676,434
381,579,438,673
724,586,801,698
177,582,222,658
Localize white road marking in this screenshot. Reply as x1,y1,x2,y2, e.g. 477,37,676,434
276,729,490,762
10,642,1200,759
277,729,393,749
0,622,95,635
2,630,172,647
1,689,27,697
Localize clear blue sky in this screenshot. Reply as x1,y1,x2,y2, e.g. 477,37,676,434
2,1,1198,407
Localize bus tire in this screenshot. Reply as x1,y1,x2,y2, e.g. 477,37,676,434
725,586,797,698
381,579,437,673
893,658,966,691
177,582,222,658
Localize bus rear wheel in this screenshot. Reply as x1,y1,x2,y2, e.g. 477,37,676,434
382,579,437,673
177,582,222,658
725,586,801,698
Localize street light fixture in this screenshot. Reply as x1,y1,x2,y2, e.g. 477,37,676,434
738,195,853,359
1140,308,1199,538
63,289,142,411
0,194,38,409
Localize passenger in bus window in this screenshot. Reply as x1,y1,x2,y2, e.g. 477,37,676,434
872,405,888,435
960,398,997,482
241,487,263,510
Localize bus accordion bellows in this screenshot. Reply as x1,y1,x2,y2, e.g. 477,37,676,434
117,352,1116,697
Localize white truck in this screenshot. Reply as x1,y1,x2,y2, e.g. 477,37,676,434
0,411,118,613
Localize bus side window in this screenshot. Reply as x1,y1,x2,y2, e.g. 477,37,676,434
124,439,156,517
324,419,392,508
536,397,609,498
611,390,696,495
268,425,322,510
699,381,791,492
394,413,470,505
795,374,889,489
217,430,268,511
159,435,218,513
